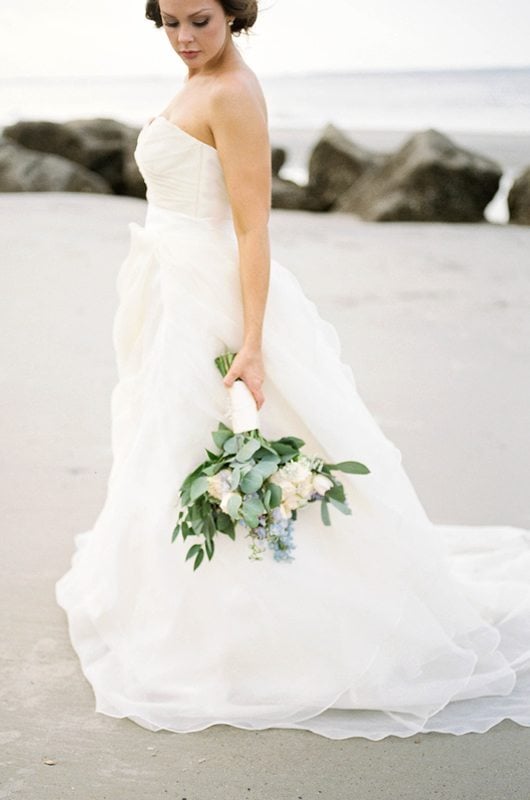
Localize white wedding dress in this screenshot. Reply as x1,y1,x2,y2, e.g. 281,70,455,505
55,115,530,739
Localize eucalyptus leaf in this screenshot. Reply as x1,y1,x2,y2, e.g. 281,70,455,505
277,435,305,450
191,518,205,535
236,438,261,462
320,498,331,526
253,460,278,479
243,496,265,518
271,442,297,457
185,543,202,561
212,427,232,449
205,538,215,560
328,496,351,515
329,460,370,474
202,463,221,476
190,476,209,501
268,482,282,508
226,493,242,520
240,469,263,494
181,461,207,488
205,514,216,537
230,465,241,490
215,512,234,534
254,443,280,459
223,436,239,454
326,482,346,502
242,509,259,528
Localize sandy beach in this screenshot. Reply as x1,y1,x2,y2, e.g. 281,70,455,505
1,192,529,798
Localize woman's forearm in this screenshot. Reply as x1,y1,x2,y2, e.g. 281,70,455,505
236,225,271,350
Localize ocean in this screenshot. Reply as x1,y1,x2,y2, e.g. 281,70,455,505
1,67,529,133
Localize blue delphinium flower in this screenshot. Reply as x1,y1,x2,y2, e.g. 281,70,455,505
267,517,296,562
240,499,298,562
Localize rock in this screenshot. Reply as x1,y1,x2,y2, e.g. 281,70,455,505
3,118,144,196
0,137,112,193
508,166,530,225
306,123,385,210
270,145,325,211
335,128,502,222
271,146,286,177
271,175,312,210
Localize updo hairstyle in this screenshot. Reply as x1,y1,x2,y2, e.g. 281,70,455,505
145,0,258,35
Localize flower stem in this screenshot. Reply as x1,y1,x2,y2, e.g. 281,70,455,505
214,352,237,378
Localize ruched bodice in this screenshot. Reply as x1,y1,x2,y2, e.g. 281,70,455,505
134,116,232,221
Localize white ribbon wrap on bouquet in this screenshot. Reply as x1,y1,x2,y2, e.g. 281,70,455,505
227,378,260,433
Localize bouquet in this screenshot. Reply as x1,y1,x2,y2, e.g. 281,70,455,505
171,352,370,570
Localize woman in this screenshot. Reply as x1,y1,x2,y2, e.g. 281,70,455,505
55,0,530,740
148,0,270,411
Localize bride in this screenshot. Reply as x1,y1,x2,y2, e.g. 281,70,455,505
55,0,530,740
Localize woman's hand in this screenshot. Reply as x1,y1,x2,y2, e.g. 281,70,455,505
222,346,265,410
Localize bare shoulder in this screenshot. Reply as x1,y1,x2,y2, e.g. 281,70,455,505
208,67,268,138
205,67,271,234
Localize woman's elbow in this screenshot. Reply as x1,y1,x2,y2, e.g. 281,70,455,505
233,213,270,241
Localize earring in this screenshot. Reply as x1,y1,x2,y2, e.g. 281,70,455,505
228,19,234,26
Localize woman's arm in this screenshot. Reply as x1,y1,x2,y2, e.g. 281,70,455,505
209,74,271,409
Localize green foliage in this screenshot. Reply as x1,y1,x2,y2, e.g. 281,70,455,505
226,492,242,520
171,416,369,569
268,482,282,509
253,459,279,479
239,468,264,494
320,498,331,526
328,496,351,515
241,495,265,528
211,426,232,449
326,481,346,502
327,460,371,474
222,435,240,455
190,476,209,501
236,438,261,462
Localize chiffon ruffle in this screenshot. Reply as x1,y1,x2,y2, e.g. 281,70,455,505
56,204,530,739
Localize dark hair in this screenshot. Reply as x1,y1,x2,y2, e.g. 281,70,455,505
145,0,258,35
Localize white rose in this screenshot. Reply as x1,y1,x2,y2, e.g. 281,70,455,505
296,476,314,500
270,473,296,497
312,474,333,495
269,468,287,485
207,468,232,500
278,502,292,519
283,460,311,486
287,493,303,511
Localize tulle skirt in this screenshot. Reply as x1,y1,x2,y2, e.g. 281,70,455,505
55,203,530,739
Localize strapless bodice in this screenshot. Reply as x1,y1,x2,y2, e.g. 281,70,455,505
134,116,232,222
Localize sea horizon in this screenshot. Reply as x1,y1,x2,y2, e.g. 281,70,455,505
1,65,529,134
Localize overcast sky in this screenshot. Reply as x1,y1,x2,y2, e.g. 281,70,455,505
1,0,529,79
